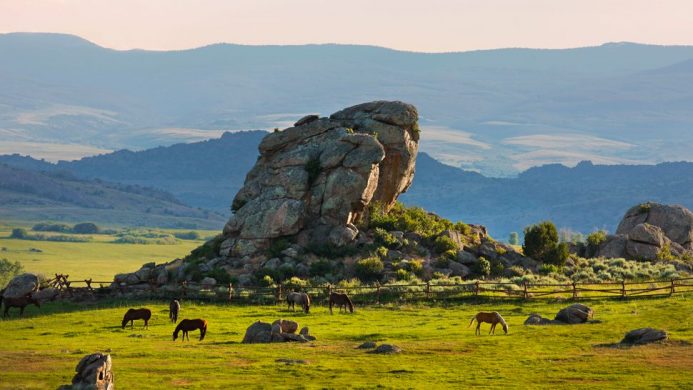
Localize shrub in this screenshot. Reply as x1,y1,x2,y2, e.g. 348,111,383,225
508,232,520,245
539,263,560,275
354,256,384,282
443,249,458,261
260,275,276,287
490,258,505,276
283,276,309,290
407,259,424,276
305,242,358,259
395,269,413,281
10,228,28,239
433,235,458,253
374,246,389,259
373,228,399,249
309,259,334,277
0,258,24,287
657,243,676,261
434,257,450,268
32,223,72,233
545,242,569,266
474,257,491,278
186,235,224,261
73,222,99,234
174,231,201,240
454,222,472,235
368,201,453,240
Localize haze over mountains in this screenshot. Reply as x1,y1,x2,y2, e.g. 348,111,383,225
2,33,693,176
3,131,692,240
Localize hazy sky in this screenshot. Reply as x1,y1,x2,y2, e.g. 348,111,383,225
1,0,692,52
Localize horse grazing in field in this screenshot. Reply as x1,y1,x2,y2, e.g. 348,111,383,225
173,319,207,341
169,299,180,323
468,312,508,335
328,292,354,314
121,308,152,329
2,294,40,318
286,292,311,314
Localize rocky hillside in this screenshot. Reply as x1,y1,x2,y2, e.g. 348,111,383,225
114,101,532,288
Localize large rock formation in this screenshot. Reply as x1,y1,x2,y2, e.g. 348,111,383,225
220,101,419,257
596,203,693,261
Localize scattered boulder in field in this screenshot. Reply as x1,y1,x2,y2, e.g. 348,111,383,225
554,303,593,324
272,319,299,334
524,314,556,325
357,341,377,349
242,321,273,344
524,304,594,325
60,352,114,390
369,344,402,354
276,358,308,365
2,273,40,298
621,328,668,345
242,320,315,343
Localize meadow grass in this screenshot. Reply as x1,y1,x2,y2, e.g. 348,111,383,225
0,225,214,281
0,295,691,389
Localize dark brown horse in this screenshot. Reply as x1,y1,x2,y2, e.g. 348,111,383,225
169,299,180,323
2,294,40,318
329,292,354,314
286,292,311,314
173,319,207,341
121,308,151,329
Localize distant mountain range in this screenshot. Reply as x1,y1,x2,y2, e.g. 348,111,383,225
2,33,693,175
3,131,692,239
0,163,225,229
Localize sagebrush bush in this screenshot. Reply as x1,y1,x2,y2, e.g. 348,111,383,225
433,235,458,253
354,257,384,282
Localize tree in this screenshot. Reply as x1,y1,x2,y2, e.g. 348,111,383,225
73,222,99,234
508,232,520,245
523,221,569,265
10,228,28,239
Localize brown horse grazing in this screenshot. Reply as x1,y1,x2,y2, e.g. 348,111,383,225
286,292,311,314
121,308,152,329
468,312,508,335
2,294,40,318
169,299,180,323
328,292,354,315
173,319,207,341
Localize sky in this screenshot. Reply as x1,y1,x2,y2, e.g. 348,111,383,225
1,0,692,52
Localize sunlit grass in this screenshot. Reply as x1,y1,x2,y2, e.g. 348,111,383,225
0,296,690,389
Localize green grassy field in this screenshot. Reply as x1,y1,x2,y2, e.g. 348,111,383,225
0,296,691,389
0,225,215,281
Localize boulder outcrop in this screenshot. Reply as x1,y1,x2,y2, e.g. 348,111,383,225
596,203,693,261
525,304,594,325
59,353,114,390
620,328,668,345
241,320,315,343
221,101,419,257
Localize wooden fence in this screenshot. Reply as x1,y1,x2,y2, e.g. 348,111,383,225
43,274,693,305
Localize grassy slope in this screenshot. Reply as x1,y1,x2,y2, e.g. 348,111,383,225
0,226,215,281
0,297,690,389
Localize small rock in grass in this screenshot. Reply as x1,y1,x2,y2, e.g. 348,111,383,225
276,358,307,365
621,328,668,345
357,341,377,349
369,344,402,354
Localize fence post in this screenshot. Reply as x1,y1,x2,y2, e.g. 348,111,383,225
181,281,188,298
426,281,431,299
572,281,577,300
228,283,233,301
670,279,676,296
523,282,528,299
376,283,381,304
474,281,480,297
275,284,282,304
621,280,626,298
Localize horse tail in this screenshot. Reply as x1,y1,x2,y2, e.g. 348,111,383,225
468,314,477,328
200,321,207,341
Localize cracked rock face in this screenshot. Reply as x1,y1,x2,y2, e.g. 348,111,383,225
220,101,419,257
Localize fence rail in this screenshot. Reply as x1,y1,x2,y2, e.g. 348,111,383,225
42,274,693,305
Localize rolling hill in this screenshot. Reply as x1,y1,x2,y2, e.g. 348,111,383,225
2,33,693,175
3,131,692,239
0,163,226,229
